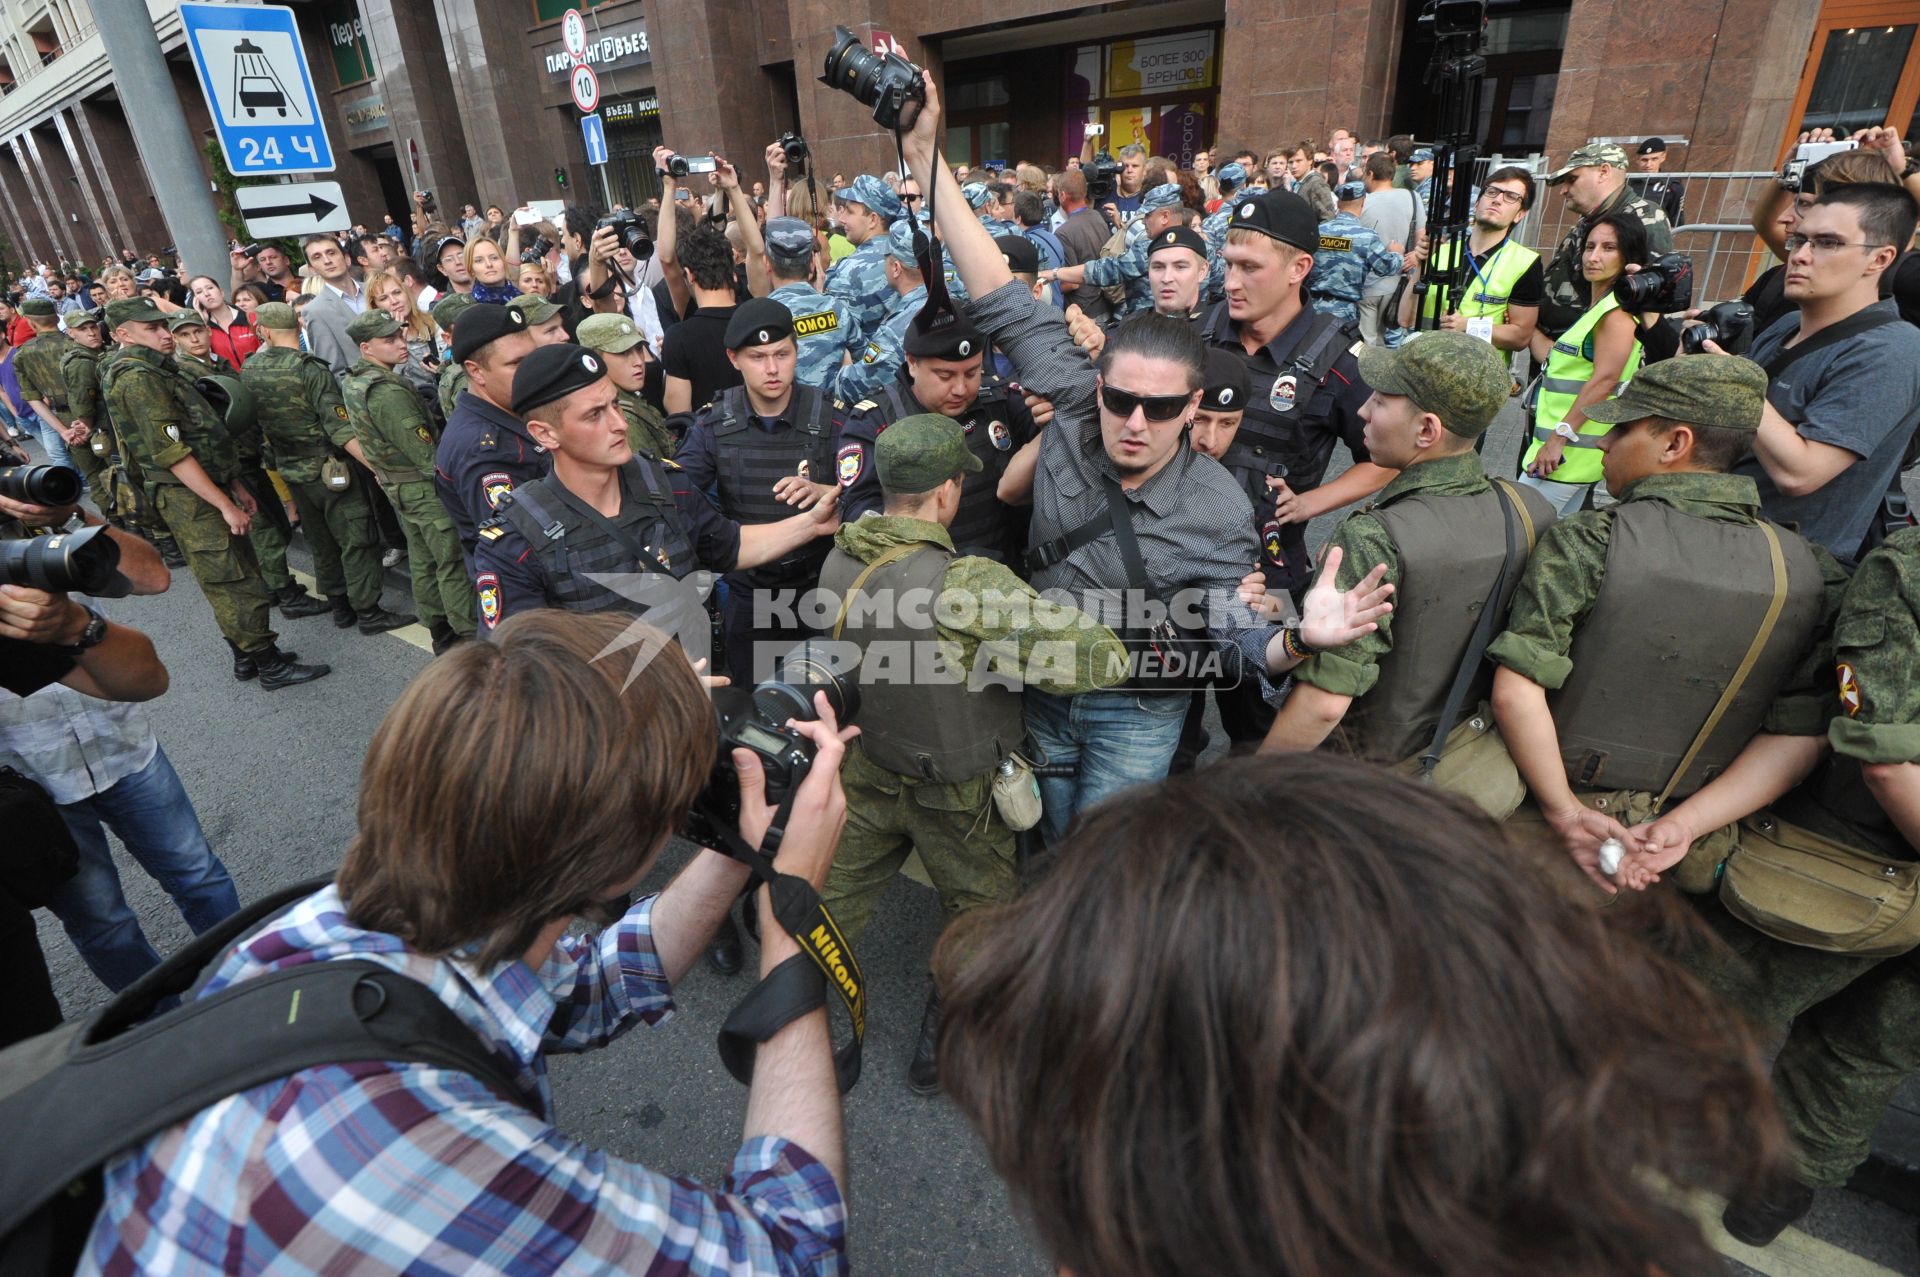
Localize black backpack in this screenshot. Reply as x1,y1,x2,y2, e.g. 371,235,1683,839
0,875,532,1274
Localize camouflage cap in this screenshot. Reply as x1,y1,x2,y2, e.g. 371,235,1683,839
1139,182,1183,214
1582,353,1768,433
507,293,562,325
961,181,991,210
165,309,207,331
254,301,300,331
1216,162,1248,189
65,306,102,328
1544,142,1630,185
1334,179,1367,202
429,292,476,331
885,217,923,265
19,296,55,317
345,309,404,342
1410,147,1435,164
834,174,904,223
103,298,167,328
875,413,983,495
1356,331,1511,437
764,216,815,257
576,312,646,353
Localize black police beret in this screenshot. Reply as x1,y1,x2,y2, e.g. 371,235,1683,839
725,297,795,350
902,301,987,361
511,342,608,417
1148,226,1208,259
994,234,1039,275
1227,189,1319,254
450,303,527,365
1202,347,1252,413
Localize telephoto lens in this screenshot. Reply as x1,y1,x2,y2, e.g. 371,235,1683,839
0,463,82,508
0,523,131,596
819,25,925,131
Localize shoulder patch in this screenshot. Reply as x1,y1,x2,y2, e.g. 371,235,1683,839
476,572,502,629
480,470,513,510
334,404,349,420
478,523,506,541
836,442,864,487
792,311,839,337
860,342,882,366
1319,234,1353,253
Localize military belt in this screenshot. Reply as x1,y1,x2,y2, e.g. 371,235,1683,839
373,465,429,486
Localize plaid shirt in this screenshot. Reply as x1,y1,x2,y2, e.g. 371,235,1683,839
81,885,847,1275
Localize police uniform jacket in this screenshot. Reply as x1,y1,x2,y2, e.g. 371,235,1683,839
434,389,550,572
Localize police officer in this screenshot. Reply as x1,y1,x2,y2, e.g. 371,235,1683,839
676,298,844,679
1143,226,1210,322
1485,356,1846,885
243,303,414,635
1197,188,1391,601
344,309,475,653
433,303,540,568
835,304,1037,565
824,174,905,346
1307,181,1403,326
1631,137,1686,227
1539,143,1675,338
101,297,329,688
576,313,675,462
1202,161,1248,303
1043,182,1185,319
832,217,928,405
430,293,475,421
968,181,1020,238
763,216,859,391
817,413,1126,1090
1261,332,1555,764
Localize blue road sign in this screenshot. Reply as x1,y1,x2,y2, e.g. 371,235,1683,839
581,113,608,167
180,3,334,176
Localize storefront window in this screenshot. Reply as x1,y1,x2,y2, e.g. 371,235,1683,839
1801,25,1916,135
321,0,375,89
532,0,613,23
600,93,663,210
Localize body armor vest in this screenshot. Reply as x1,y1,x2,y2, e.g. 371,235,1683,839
817,540,1024,782
710,385,837,585
1210,309,1353,492
1551,502,1826,798
500,461,697,614
1780,755,1916,860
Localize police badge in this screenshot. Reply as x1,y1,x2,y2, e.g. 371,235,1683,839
1261,520,1285,565
481,471,513,510
476,572,502,628
1269,374,1298,413
987,421,1010,451
836,443,863,486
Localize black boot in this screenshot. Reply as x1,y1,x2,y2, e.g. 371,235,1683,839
329,595,356,628
1722,1175,1816,1247
907,987,942,1095
228,639,257,682
356,604,417,635
274,583,331,619
706,909,743,976
156,537,186,568
255,645,332,690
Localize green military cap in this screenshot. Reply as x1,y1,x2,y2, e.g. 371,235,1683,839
430,293,475,331
875,413,982,495
18,296,55,317
1356,331,1510,437
254,301,300,331
576,312,645,353
165,309,207,331
507,293,561,325
1582,353,1769,433
103,298,166,327
346,309,404,342
1544,142,1630,185
65,307,102,328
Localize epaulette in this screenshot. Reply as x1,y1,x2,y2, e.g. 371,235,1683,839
477,522,506,542
853,399,877,412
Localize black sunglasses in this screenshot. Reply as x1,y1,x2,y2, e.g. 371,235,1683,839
1100,384,1191,422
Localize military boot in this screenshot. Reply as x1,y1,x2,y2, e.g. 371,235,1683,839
228,639,257,682
155,537,186,568
1722,1175,1816,1247
255,646,332,690
273,583,331,619
428,620,460,656
907,987,942,1095
356,604,416,635
329,595,356,628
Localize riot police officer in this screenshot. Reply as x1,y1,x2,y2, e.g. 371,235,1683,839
432,303,540,569
824,174,904,347
1306,181,1403,326
764,216,859,392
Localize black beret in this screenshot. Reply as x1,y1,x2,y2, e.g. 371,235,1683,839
1202,347,1252,413
1226,189,1319,254
1148,226,1208,259
994,233,1039,275
725,297,795,350
450,303,527,365
903,301,987,361
511,342,609,417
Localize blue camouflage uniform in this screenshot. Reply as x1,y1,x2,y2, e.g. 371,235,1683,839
833,219,925,405
1204,164,1248,303
824,174,903,347
1079,182,1182,319
1306,207,1402,324
770,281,858,391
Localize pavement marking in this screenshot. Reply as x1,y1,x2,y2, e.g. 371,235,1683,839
288,568,433,654
1681,1189,1905,1277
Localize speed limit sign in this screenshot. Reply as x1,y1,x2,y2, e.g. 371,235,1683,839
570,61,600,113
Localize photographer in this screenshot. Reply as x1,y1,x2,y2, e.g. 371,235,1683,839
81,610,854,1274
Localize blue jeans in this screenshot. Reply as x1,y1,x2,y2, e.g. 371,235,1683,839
28,413,72,469
43,744,241,991
1025,688,1188,846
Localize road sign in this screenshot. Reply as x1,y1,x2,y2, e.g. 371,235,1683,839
569,61,600,113
180,4,334,176
871,29,899,57
562,9,588,59
581,113,607,166
234,180,351,238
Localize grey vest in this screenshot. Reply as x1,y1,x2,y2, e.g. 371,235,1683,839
1340,478,1555,763
1551,502,1826,798
710,385,837,586
500,460,696,614
1781,755,1916,860
870,375,1028,562
817,540,1024,783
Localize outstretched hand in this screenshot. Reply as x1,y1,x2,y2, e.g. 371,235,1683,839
1296,546,1392,650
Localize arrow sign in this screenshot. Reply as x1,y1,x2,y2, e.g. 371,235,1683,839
235,180,351,238
581,113,607,166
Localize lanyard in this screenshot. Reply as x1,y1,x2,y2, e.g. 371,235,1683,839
1461,236,1509,299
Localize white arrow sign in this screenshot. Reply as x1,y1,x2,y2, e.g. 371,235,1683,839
235,180,350,238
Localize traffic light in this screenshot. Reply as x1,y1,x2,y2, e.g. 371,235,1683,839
554,167,569,189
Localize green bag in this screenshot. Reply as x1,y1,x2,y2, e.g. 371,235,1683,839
1720,810,1920,956
1394,701,1526,821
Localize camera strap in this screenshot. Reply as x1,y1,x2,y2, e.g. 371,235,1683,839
707,796,866,1093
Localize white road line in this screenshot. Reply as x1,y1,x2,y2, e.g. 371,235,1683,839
288,568,432,654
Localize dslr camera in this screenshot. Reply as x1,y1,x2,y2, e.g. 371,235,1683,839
0,463,132,597
819,26,925,132
1613,251,1694,313
661,154,718,179
776,132,810,176
596,211,653,260
521,234,554,265
1682,299,1756,356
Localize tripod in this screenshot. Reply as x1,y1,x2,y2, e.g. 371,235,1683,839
1409,7,1487,331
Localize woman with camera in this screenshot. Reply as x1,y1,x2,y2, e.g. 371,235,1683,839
1521,209,1647,515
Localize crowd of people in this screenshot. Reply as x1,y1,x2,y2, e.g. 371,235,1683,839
7,59,1920,1275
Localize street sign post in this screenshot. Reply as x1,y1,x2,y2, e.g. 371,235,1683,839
569,61,600,113
562,9,589,60
179,3,334,176
580,114,607,167
235,180,350,238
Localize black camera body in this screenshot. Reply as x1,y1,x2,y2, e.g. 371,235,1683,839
1683,299,1756,356
595,211,653,260
1613,251,1694,314
776,132,810,176
820,26,925,132
662,154,718,180
1084,151,1123,205
521,234,555,265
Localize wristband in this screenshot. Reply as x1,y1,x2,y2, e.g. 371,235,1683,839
1280,624,1316,662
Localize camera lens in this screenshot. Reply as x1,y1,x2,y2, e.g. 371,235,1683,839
758,638,861,728
820,26,872,94
0,463,83,507
0,523,126,595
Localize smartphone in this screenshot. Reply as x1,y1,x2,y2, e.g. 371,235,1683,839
1085,123,1105,137
674,189,691,202
512,207,543,227
682,155,718,175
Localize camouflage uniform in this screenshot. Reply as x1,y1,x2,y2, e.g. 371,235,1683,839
436,361,469,425
344,356,475,638
104,344,275,652
617,389,675,463
15,327,101,493
178,344,292,593
769,280,858,391
1202,202,1235,303
1078,217,1154,318
1306,211,1402,324
1539,150,1675,338
833,283,923,406
241,343,387,612
824,235,893,347
60,341,144,526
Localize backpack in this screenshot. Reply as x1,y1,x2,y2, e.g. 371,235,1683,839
0,876,532,1275
1096,223,1132,308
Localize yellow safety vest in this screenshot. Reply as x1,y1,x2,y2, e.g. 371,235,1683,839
1419,234,1540,323
1523,293,1643,485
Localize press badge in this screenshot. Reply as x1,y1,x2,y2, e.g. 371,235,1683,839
1466,316,1494,344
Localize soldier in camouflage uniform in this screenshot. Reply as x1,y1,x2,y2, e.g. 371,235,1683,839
577,313,675,462
832,218,929,405
12,297,87,482
963,181,1020,238
241,302,414,635
431,293,475,422
508,292,569,346
824,174,905,347
343,310,474,653
1538,143,1675,338
1203,162,1249,304
1306,181,1404,326
819,414,1127,1091
763,216,859,392
101,298,329,688
168,309,302,612
56,309,130,520
1042,182,1186,319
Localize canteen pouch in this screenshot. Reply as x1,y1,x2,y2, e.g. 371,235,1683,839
320,455,351,492
88,435,107,458
1720,810,1920,956
990,754,1043,832
1393,700,1525,821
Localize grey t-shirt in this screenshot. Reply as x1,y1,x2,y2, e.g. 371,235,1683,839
1360,188,1422,298
1737,299,1920,562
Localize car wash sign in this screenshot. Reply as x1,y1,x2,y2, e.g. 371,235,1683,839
181,3,335,175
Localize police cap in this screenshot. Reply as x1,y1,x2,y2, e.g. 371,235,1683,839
1201,347,1252,414
450,303,527,365
1638,137,1669,156
764,216,815,257
876,413,982,495
346,309,404,343
1227,189,1319,254
511,342,608,417
1356,331,1511,438
1582,353,1768,433
1139,182,1183,214
995,234,1039,275
902,301,986,361
962,182,991,210
834,174,904,223
1148,226,1207,260
724,297,795,350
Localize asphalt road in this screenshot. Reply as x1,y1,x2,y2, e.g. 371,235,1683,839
25,401,1920,1275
